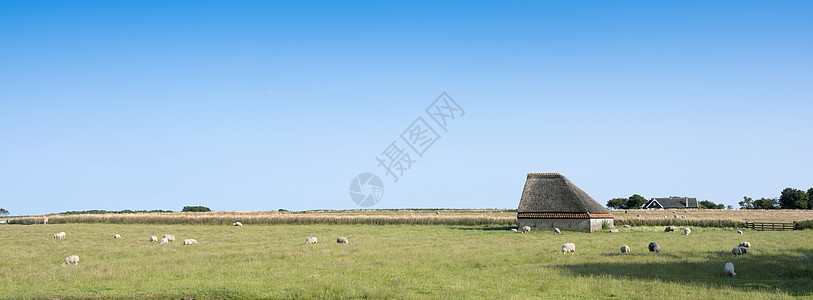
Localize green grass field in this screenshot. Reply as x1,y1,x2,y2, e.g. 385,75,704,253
1,224,811,299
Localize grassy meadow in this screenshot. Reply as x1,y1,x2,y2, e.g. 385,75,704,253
1,223,811,299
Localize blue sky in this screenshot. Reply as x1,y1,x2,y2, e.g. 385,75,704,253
2,1,812,215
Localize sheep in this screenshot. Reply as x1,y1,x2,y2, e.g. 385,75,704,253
113,234,121,239
664,226,676,232
798,255,808,260
724,262,736,277
53,232,66,239
737,230,743,235
621,225,631,228
562,243,575,254
510,229,518,232
163,234,175,242
305,237,318,245
621,245,631,253
636,214,641,218
183,239,198,245
739,242,751,248
233,222,242,227
160,238,168,244
150,236,158,242
684,228,691,235
520,226,531,233
609,229,619,233
61,255,79,267
554,228,561,234
674,214,678,218
681,216,686,219
337,237,349,244
732,247,747,256
648,242,660,253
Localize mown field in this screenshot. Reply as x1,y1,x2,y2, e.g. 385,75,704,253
1,223,811,299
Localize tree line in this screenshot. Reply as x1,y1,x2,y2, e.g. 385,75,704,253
606,195,728,210
740,188,813,209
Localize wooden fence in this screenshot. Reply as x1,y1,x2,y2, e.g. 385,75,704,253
744,221,796,231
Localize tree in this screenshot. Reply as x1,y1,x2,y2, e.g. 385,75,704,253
627,194,648,209
0,208,8,216
727,205,733,210
181,206,211,212
739,196,754,209
699,200,724,209
808,188,813,209
606,198,628,210
753,198,778,209
779,188,809,209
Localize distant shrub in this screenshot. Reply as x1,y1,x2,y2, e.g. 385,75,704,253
182,206,211,212
278,209,289,212
796,220,813,230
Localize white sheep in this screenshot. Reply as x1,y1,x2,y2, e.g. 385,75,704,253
337,237,349,244
609,229,619,233
636,214,641,217
621,225,631,228
113,234,121,239
150,236,158,242
684,228,691,235
798,255,808,260
163,234,175,242
562,243,575,254
510,229,518,232
621,245,631,253
739,242,751,248
233,222,242,227
53,232,66,239
554,228,561,234
61,255,79,267
724,262,736,277
737,230,743,235
648,242,660,253
664,226,676,232
305,237,318,245
183,239,198,245
520,226,531,233
160,238,168,244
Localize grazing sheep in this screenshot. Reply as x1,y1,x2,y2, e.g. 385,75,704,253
664,226,676,232
663,216,667,219
798,255,808,260
61,255,79,267
113,234,121,239
732,247,747,256
621,245,631,253
520,226,531,233
737,230,743,235
562,243,576,254
150,236,158,242
724,262,736,277
554,228,561,234
163,234,175,242
53,232,66,239
337,237,349,244
305,237,318,245
621,225,631,228
233,222,242,227
436,211,439,215
183,239,198,245
510,228,518,232
684,228,691,235
681,216,686,219
160,238,168,244
636,214,641,218
739,242,751,248
609,229,619,233
648,242,660,253
674,215,678,218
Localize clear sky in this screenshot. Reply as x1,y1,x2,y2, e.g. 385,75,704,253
2,1,812,215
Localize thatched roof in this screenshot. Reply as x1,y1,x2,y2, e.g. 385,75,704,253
518,173,611,214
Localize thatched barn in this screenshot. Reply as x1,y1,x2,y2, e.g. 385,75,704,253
517,173,613,233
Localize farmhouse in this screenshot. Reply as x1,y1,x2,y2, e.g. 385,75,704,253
643,197,699,209
517,173,613,233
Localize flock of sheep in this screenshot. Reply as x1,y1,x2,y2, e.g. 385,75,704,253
54,222,352,267
518,224,809,278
